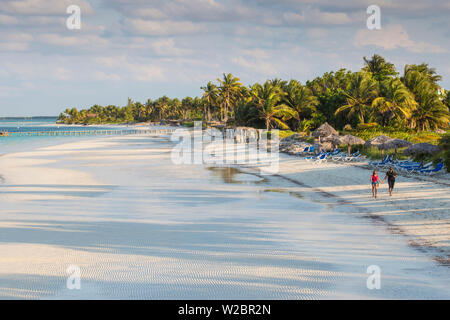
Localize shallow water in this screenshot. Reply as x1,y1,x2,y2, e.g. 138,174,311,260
0,133,448,299
0,117,171,155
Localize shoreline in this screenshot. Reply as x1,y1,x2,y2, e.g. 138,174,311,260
2,133,449,266
0,134,448,299
237,153,450,266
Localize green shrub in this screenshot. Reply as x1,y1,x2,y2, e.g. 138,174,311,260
349,128,443,145
279,130,296,139
356,122,379,130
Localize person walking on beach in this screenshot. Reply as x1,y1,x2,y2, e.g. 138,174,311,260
383,167,398,197
370,170,382,199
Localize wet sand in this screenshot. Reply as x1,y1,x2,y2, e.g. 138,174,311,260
240,154,450,265
0,135,449,299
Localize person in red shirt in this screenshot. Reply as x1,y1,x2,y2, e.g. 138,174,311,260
370,170,383,199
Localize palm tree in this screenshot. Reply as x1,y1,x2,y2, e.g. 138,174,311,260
135,102,147,121
362,54,397,82
217,73,243,122
269,78,288,91
409,82,449,131
181,97,194,120
335,72,378,124
284,79,318,130
154,96,170,121
443,89,450,109
403,64,442,89
250,82,298,131
371,78,416,126
201,81,218,122
401,68,449,130
145,99,153,121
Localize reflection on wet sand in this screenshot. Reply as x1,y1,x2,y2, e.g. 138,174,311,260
207,167,267,185
263,188,304,199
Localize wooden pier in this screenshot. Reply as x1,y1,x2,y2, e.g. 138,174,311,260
0,129,176,138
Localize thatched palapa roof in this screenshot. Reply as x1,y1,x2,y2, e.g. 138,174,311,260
378,139,412,150
312,122,338,138
338,135,365,145
403,143,442,156
365,135,392,148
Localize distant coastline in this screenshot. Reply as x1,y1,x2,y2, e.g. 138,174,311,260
0,116,58,120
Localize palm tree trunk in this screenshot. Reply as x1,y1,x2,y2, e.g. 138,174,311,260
224,102,228,123
208,103,212,122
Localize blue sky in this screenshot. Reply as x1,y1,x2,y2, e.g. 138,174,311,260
0,0,449,116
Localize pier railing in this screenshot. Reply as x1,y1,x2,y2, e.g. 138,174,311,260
0,129,176,137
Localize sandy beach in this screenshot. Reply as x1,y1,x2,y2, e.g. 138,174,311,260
0,134,449,299
240,154,450,265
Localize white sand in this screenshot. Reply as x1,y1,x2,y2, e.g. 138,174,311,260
0,135,449,299
240,153,450,264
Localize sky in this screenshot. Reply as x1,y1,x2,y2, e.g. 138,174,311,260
0,0,449,116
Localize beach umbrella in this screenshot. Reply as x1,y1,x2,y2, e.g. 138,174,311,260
312,122,338,143
321,134,340,143
365,135,393,156
365,135,393,148
403,143,442,156
337,134,365,155
378,139,412,159
320,134,341,149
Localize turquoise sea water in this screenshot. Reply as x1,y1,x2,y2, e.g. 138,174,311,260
0,117,162,155
1,117,93,154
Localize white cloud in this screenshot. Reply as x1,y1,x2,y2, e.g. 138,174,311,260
132,7,167,19
127,37,193,56
52,67,71,81
133,64,165,81
92,71,121,81
283,9,353,26
306,28,328,39
94,56,165,82
39,33,109,48
0,32,33,52
232,49,276,76
354,24,446,53
113,0,235,22
0,42,29,51
0,14,19,25
124,18,203,36
0,0,93,15
241,48,270,60
150,38,193,56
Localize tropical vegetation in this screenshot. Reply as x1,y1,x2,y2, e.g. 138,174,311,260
56,54,450,170
59,54,449,135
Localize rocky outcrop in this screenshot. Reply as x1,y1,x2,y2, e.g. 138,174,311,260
280,133,313,155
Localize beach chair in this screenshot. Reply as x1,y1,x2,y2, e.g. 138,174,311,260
372,155,393,167
412,163,444,175
331,150,354,161
369,155,388,166
297,146,313,155
347,154,365,162
327,148,341,157
395,160,434,170
338,151,361,162
305,151,325,162
348,151,365,161
313,153,327,164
